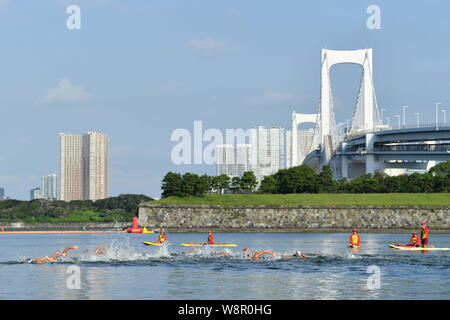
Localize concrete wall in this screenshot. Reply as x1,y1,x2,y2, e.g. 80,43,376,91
139,203,450,232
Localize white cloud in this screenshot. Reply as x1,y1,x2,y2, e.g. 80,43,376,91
187,38,226,50
250,90,299,105
43,78,90,104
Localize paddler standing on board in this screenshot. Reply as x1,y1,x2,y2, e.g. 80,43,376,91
203,230,214,245
157,228,167,244
421,222,429,248
348,228,361,248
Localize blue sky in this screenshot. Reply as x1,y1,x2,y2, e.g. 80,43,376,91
0,0,449,200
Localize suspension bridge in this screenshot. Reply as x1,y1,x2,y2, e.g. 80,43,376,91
291,49,450,178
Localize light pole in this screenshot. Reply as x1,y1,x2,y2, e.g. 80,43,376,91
386,117,390,127
395,115,400,129
402,106,408,128
442,109,447,126
414,112,419,128
436,102,441,130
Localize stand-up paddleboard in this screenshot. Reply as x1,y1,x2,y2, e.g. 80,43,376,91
180,243,237,247
389,244,450,251
143,242,171,246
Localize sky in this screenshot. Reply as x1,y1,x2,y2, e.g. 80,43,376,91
0,0,449,200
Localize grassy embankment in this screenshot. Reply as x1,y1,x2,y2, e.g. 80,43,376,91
153,193,450,207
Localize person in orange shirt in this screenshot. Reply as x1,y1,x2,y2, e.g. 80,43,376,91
407,232,420,247
420,222,429,248
203,230,214,245
348,228,361,247
157,228,167,243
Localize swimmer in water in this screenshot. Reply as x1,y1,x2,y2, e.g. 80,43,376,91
242,248,278,261
282,250,309,259
28,246,79,264
182,248,198,255
95,247,107,255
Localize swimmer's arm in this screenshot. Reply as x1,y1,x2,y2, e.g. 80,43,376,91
63,246,79,255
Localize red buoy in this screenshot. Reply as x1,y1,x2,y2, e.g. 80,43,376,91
127,217,143,233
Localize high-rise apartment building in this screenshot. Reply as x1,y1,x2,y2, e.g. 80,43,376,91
217,144,251,178
42,174,58,200
250,126,285,183
0,187,4,200
286,128,317,168
60,132,109,202
30,187,43,200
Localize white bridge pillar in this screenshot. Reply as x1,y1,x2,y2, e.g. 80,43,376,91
320,49,375,166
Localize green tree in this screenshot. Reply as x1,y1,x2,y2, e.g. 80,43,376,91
230,176,241,193
318,165,336,193
161,172,183,198
239,171,258,193
195,174,211,197
213,174,230,194
259,175,279,194
429,161,450,176
181,173,199,197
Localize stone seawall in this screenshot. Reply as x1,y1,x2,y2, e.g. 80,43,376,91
138,204,450,233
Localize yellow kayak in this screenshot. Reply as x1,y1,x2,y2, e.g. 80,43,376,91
142,227,154,234
143,242,171,246
389,245,450,251
180,243,237,247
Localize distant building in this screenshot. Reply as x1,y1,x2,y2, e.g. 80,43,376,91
249,126,285,183
216,127,286,184
0,187,4,200
30,187,44,200
60,132,109,202
286,128,317,168
217,144,251,178
42,174,58,200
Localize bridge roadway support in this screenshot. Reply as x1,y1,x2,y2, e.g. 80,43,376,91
340,132,439,178
365,133,376,175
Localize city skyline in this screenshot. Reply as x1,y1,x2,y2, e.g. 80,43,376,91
0,1,449,200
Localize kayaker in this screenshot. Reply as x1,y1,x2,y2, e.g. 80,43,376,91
349,228,361,247
407,232,420,247
157,228,167,243
203,230,214,245
421,222,429,248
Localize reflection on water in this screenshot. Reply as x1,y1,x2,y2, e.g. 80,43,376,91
0,233,449,299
